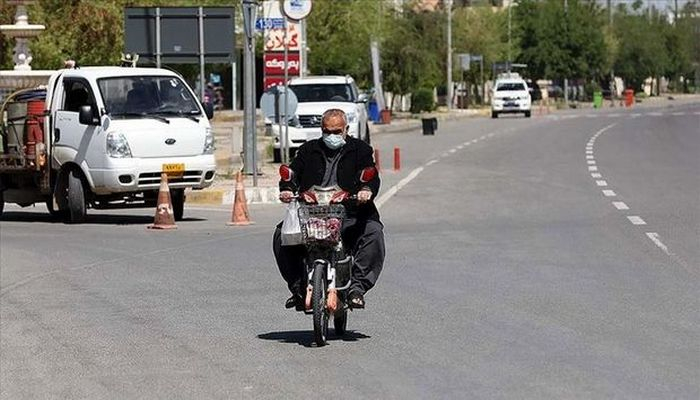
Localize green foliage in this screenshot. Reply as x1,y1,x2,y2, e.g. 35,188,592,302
0,0,695,96
514,0,607,81
410,87,435,113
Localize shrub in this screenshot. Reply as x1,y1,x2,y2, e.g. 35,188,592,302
410,88,435,113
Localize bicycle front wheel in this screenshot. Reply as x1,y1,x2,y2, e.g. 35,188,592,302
312,263,329,346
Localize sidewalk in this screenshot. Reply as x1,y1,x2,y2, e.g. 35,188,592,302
186,107,489,206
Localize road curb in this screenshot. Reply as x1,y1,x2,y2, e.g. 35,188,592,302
188,186,280,205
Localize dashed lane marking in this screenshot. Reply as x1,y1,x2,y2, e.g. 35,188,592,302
588,166,598,171
596,180,608,186
613,201,629,210
627,216,646,225
602,190,616,197
591,173,602,178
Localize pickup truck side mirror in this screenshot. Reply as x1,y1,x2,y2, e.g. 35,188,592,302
78,105,99,125
356,93,369,103
202,101,214,120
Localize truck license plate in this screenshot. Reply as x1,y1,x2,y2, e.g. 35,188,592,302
162,163,185,177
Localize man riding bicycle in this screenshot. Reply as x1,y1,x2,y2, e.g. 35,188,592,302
273,109,385,310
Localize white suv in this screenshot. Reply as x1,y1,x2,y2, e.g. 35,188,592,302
491,73,532,118
270,75,370,162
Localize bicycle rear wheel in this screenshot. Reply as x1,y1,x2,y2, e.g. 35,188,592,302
312,264,329,346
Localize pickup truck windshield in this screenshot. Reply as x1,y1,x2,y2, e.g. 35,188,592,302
497,82,526,91
289,84,355,103
98,76,201,117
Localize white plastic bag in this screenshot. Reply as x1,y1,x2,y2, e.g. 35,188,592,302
281,200,303,246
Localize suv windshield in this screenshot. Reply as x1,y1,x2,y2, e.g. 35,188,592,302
289,84,355,103
98,76,201,117
497,82,526,91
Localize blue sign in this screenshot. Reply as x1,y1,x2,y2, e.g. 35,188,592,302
255,18,286,31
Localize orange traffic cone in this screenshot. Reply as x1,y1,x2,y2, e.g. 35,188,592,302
227,170,253,226
147,173,177,230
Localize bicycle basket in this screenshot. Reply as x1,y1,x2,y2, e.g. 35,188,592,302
298,204,345,244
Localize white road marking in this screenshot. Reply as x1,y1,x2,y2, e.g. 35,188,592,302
671,112,685,116
457,145,464,150
471,139,479,143
609,113,621,117
649,112,663,116
375,166,424,209
596,180,608,186
480,135,487,140
586,150,593,154
694,111,700,116
449,149,457,153
612,201,629,210
586,155,594,159
588,166,598,171
587,160,596,165
646,232,669,254
426,159,438,166
602,190,616,197
442,152,449,157
631,113,641,118
646,232,696,276
591,173,602,178
627,216,646,225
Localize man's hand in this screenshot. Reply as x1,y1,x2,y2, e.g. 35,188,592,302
279,190,295,203
357,189,372,204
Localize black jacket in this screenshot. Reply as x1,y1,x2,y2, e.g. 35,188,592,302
279,137,381,221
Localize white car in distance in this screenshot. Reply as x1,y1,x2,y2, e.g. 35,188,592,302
270,75,370,163
491,73,532,118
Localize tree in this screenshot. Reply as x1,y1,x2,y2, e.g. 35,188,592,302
514,0,607,83
613,8,669,91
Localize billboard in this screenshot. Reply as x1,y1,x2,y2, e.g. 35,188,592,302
124,7,235,64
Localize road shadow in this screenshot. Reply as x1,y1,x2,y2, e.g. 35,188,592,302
0,211,206,225
258,330,371,347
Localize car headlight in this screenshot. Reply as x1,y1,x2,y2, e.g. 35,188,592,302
346,112,358,123
203,127,215,154
106,132,132,158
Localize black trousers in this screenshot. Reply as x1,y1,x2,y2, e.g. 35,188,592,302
273,218,385,296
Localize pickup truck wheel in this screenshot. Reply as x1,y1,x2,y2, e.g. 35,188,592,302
171,189,185,221
67,171,87,223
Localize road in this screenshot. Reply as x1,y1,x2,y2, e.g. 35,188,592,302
1,100,698,399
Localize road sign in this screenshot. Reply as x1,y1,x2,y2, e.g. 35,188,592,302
282,0,313,21
260,85,298,122
255,17,286,30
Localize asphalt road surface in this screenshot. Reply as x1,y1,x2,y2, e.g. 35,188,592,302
1,100,698,399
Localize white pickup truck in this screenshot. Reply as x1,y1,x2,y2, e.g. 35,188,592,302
269,75,370,162
0,66,216,223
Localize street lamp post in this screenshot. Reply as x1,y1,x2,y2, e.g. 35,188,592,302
563,0,569,107
242,0,258,186
446,0,453,110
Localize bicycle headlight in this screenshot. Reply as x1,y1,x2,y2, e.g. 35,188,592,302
106,132,132,158
203,127,215,154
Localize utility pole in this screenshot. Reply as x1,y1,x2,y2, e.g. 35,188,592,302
508,0,512,70
446,0,453,110
242,0,258,186
608,0,615,106
563,0,569,107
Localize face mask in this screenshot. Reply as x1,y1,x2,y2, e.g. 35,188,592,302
323,133,346,149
